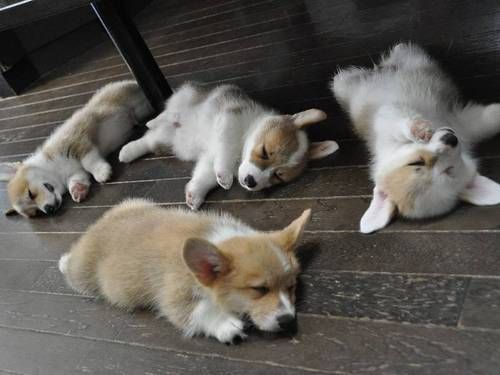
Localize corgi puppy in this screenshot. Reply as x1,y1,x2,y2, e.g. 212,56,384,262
118,82,338,210
59,199,311,344
0,81,152,217
331,43,500,233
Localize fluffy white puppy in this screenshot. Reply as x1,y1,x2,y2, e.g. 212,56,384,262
331,43,500,233
119,82,338,210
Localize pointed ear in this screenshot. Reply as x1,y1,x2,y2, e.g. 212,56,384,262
308,140,339,160
460,175,500,205
0,162,21,181
183,238,230,286
360,187,396,234
4,208,18,216
274,209,311,252
290,109,327,128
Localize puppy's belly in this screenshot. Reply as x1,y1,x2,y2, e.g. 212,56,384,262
171,130,208,161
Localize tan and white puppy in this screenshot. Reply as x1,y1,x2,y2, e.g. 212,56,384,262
0,81,151,217
119,82,338,210
59,199,311,344
331,43,500,233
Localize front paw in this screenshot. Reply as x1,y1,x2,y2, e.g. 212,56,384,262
216,171,233,190
92,163,112,183
119,144,135,163
411,120,433,143
214,317,247,345
70,182,89,203
185,185,205,211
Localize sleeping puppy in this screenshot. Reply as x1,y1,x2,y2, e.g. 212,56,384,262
119,82,338,210
59,199,311,344
0,81,152,217
331,43,500,233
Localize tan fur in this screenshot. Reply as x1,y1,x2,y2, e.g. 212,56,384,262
249,117,306,182
383,150,435,215
60,199,311,339
4,80,151,217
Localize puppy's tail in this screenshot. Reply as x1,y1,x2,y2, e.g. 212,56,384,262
58,248,99,296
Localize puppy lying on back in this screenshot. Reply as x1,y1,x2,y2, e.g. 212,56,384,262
119,82,338,210
59,199,311,344
0,81,152,217
331,43,500,233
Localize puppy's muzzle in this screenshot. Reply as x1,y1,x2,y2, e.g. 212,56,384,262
277,314,297,333
243,175,257,189
440,132,458,148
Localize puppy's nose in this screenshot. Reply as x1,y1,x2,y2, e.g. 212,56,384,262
244,175,257,188
43,204,56,215
441,132,458,147
277,314,296,332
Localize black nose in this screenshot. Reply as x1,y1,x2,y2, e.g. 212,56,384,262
441,132,458,147
244,175,257,188
43,204,56,215
277,314,296,331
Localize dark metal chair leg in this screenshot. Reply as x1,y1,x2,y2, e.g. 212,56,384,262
91,0,172,114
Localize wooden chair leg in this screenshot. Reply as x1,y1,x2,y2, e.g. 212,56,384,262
91,0,172,115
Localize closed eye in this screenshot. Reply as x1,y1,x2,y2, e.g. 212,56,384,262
251,286,270,295
407,159,425,167
43,183,54,193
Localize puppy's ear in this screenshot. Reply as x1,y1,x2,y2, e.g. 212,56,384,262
0,162,21,181
360,187,396,234
183,238,231,286
273,209,311,252
460,175,500,206
4,208,18,216
308,141,339,160
291,109,327,128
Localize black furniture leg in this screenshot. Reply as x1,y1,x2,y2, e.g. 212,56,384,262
91,0,172,114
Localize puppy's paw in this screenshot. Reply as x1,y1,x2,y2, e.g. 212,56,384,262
216,171,233,190
185,186,205,211
118,144,135,163
411,120,433,143
214,317,247,345
69,182,89,203
92,163,112,183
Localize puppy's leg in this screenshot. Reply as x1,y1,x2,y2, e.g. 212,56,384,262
457,103,500,143
119,124,171,163
81,148,112,183
67,170,90,203
380,43,431,70
185,154,217,210
213,112,241,190
186,300,246,344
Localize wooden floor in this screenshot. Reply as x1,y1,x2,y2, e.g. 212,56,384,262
1,0,500,373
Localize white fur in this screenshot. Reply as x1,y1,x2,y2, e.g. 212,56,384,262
119,82,336,210
2,80,151,216
331,43,500,233
185,297,246,342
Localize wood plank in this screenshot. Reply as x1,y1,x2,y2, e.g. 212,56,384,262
0,302,499,374
2,231,500,278
461,279,500,330
0,326,309,375
2,195,500,234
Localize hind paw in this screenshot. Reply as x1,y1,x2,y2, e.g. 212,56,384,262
411,120,433,143
185,186,205,211
70,182,89,203
216,172,233,190
92,163,112,183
